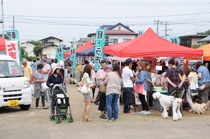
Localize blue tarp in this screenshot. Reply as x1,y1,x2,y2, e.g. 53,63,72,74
76,47,95,56
76,47,110,56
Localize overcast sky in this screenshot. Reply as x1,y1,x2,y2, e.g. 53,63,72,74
3,0,210,45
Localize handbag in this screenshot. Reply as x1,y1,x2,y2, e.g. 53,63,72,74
134,83,144,94
99,85,107,94
78,84,91,94
41,83,49,92
77,76,91,94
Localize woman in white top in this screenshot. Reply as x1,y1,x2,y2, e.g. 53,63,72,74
104,64,122,122
188,67,199,93
80,65,94,122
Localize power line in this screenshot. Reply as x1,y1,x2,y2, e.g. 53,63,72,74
3,11,210,19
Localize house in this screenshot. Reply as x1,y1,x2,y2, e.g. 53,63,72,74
39,36,63,59
87,23,138,45
70,38,90,48
21,42,35,57
198,35,210,43
179,34,208,47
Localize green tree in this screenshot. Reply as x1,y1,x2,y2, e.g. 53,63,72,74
28,40,42,57
20,47,26,56
192,42,208,48
0,34,9,39
197,29,210,35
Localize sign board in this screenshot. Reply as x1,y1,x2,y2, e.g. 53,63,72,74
138,30,144,37
169,36,180,44
69,47,76,76
55,46,64,62
5,30,19,41
5,41,20,66
94,28,106,72
5,30,21,65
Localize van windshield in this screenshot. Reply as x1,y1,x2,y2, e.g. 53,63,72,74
0,60,24,78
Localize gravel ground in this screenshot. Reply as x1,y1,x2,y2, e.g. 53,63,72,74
0,84,210,139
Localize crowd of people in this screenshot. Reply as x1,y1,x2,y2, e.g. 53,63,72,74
77,57,210,122
22,56,210,123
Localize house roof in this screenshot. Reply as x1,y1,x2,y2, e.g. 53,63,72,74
179,34,208,38
87,30,138,37
39,36,63,42
100,22,134,32
198,35,210,42
40,43,57,50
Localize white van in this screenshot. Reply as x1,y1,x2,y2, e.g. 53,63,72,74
0,54,32,110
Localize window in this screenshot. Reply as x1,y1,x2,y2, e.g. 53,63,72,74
0,60,23,77
118,26,121,30
109,39,118,44
123,39,131,42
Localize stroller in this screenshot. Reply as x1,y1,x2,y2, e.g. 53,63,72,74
49,84,73,124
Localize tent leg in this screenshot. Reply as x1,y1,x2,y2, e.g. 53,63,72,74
202,56,204,63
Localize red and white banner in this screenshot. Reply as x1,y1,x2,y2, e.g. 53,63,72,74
5,41,20,66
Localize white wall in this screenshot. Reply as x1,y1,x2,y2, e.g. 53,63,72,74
112,25,129,31
21,43,35,57
90,34,136,44
42,46,56,59
46,38,61,46
192,38,201,45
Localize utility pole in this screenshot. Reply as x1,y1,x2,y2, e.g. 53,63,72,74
154,20,163,36
1,0,4,38
164,22,172,40
164,22,168,39
13,16,15,30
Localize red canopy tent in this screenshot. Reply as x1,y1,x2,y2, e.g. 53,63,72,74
64,40,94,57
0,37,6,52
104,28,203,58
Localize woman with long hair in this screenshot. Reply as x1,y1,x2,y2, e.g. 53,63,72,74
80,64,94,122
104,64,122,122
135,61,150,115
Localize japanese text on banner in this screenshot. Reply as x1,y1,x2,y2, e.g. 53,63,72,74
56,46,64,62
94,29,106,72
5,41,20,66
69,47,76,76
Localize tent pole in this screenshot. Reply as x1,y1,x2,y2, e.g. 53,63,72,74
202,56,204,63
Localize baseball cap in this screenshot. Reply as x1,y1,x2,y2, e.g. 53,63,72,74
125,58,133,65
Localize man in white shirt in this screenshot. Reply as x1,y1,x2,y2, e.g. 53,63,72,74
122,58,135,114
41,58,51,107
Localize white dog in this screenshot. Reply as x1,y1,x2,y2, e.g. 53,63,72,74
153,92,182,121
186,89,207,114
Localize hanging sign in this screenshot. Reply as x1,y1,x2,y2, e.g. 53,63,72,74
55,46,64,62
5,41,20,66
69,47,76,76
138,30,144,37
94,28,106,72
169,36,180,44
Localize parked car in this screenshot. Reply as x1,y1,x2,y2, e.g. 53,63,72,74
0,54,32,110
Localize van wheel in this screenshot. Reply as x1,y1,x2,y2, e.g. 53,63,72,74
19,105,31,110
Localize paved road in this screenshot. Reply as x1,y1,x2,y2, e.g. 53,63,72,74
0,84,210,139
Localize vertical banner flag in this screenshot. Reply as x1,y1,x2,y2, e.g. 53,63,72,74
70,47,77,77
169,36,180,44
5,41,20,66
55,46,64,62
69,47,76,76
5,30,21,65
138,30,144,37
94,28,106,71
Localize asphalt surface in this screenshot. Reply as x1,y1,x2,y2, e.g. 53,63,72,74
0,84,210,139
